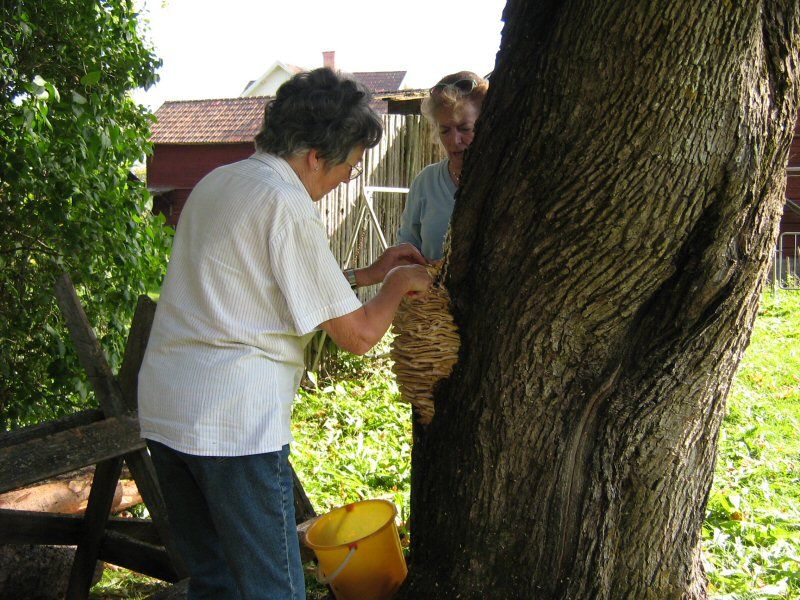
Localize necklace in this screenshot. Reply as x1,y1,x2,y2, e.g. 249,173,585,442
448,162,461,186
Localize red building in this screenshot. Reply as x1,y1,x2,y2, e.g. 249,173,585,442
147,97,266,227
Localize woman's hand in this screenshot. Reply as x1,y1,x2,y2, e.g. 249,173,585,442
386,264,432,299
362,244,426,285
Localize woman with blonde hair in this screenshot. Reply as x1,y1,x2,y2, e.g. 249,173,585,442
397,71,489,260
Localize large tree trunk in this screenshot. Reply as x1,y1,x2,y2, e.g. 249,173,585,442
402,2,800,598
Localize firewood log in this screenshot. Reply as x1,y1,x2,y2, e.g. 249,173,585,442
0,473,142,515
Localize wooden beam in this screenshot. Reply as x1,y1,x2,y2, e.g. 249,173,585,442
117,294,189,577
0,416,145,494
0,409,103,450
105,515,164,546
112,295,188,579
148,577,189,600
118,295,157,414
0,508,83,545
0,509,162,546
122,449,188,578
143,515,321,597
66,457,124,599
290,462,316,523
53,273,125,416
99,529,179,583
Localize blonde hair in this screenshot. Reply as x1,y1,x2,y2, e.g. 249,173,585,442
421,71,489,126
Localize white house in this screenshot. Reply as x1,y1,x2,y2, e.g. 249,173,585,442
240,60,305,97
241,51,407,100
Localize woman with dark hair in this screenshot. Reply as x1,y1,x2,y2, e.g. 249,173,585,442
138,68,430,600
397,71,489,260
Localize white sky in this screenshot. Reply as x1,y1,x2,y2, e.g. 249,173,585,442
132,0,507,110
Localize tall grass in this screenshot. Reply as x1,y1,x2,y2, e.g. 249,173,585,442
291,346,413,518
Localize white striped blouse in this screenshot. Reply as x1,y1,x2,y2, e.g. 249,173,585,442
137,152,362,456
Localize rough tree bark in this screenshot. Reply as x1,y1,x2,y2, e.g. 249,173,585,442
402,2,800,599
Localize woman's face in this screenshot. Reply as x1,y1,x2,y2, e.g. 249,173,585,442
309,145,365,201
435,102,479,171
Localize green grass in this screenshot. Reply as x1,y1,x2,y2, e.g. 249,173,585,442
703,290,800,599
291,350,412,517
92,293,799,598
90,566,169,599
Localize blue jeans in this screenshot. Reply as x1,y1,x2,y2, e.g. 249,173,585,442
147,441,305,600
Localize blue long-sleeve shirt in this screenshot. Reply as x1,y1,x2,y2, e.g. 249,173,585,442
396,159,457,261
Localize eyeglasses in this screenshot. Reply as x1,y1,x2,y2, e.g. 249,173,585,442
346,161,363,181
430,79,478,96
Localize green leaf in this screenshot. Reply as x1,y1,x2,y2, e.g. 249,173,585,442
80,70,102,86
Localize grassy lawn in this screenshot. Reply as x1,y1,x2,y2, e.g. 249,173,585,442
291,350,412,517
91,291,799,598
702,290,800,599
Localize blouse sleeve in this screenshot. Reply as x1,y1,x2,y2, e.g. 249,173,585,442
270,216,362,336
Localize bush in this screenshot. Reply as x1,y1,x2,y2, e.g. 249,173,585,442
0,1,171,427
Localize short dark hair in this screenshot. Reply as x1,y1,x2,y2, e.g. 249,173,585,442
254,68,382,166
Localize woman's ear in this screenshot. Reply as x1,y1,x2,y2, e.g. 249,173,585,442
307,149,322,172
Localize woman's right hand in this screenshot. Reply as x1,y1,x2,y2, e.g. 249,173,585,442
387,264,432,298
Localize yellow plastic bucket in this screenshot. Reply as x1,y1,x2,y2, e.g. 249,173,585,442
304,499,407,600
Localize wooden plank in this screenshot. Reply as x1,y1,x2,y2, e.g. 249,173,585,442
0,511,315,589
112,294,187,579
0,509,162,546
144,515,321,598
0,409,103,450
0,508,83,545
66,457,123,599
99,529,179,582
117,295,157,414
0,416,145,494
53,273,125,416
297,515,318,564
105,515,163,546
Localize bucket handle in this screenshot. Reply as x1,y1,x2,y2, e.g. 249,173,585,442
316,544,357,585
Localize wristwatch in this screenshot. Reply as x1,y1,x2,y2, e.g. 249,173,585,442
344,268,358,289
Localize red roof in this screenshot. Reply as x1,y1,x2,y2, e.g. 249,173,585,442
150,97,269,144
150,88,397,144
352,71,406,93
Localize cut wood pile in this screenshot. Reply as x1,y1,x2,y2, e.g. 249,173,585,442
390,264,460,423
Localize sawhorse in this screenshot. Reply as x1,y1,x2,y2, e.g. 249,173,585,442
0,274,317,598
